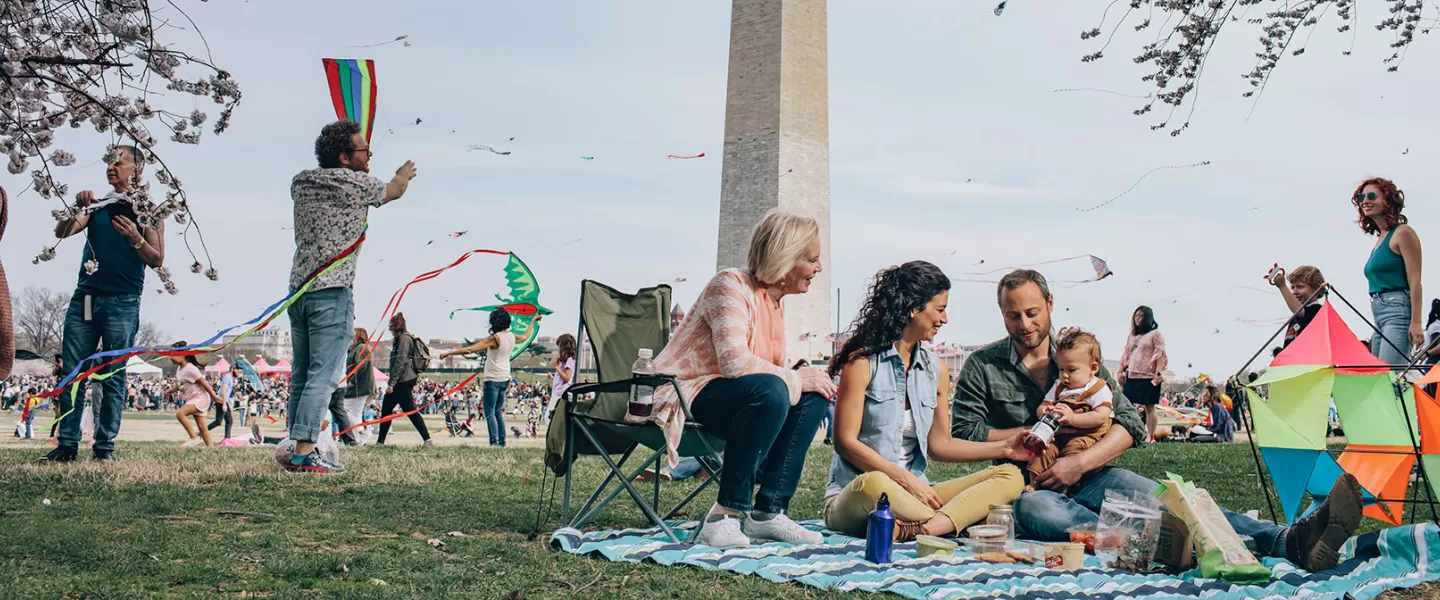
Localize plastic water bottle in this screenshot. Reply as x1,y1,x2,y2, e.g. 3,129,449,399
865,493,895,564
628,349,655,418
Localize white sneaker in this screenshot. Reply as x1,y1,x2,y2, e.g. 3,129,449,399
696,515,750,549
743,513,823,545
182,439,203,447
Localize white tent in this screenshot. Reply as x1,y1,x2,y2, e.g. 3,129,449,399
125,356,164,379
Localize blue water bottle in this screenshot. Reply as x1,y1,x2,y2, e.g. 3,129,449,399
865,493,895,564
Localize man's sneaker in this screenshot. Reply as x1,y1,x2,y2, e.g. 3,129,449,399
1285,473,1363,572
92,450,115,462
696,515,750,549
743,513,824,545
38,447,78,463
284,450,346,474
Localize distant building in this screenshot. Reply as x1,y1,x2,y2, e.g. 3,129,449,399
670,305,686,334
217,329,292,363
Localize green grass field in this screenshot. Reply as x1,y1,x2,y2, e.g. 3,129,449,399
0,440,1434,599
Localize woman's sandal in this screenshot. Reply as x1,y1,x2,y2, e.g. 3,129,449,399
895,521,927,543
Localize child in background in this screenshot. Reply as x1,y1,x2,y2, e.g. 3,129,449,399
1026,328,1114,492
1268,265,1326,349
170,342,221,447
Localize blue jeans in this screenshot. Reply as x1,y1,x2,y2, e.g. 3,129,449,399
823,403,835,441
689,373,828,513
1014,466,1289,558
286,287,354,443
58,293,140,452
667,456,720,481
1370,290,1412,366
482,380,510,446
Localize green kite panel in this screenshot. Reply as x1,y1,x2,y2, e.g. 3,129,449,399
1251,364,1330,386
1249,388,1320,449
1333,374,1418,447
1265,369,1334,449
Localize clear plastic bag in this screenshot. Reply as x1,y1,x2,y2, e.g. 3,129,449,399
1095,489,1163,571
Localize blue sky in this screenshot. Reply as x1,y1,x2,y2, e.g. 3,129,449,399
4,1,1439,376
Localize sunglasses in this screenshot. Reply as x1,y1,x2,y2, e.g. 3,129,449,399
351,147,373,157
1353,191,1379,205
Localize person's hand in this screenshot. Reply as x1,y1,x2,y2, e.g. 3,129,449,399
1034,454,1090,492
897,470,943,510
1051,403,1075,425
396,160,418,181
1036,401,1054,420
798,367,837,398
1411,322,1426,350
1117,373,1128,386
75,190,96,208
1268,266,1287,287
1002,433,1035,462
1151,375,1164,387
111,215,143,245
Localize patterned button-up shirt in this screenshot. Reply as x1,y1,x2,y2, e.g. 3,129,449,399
951,336,1147,454
289,168,386,291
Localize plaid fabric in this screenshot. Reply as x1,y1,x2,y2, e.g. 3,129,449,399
553,520,1440,600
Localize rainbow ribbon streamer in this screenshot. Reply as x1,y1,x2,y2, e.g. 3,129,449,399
322,58,378,141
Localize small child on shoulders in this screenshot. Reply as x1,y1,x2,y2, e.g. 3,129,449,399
1026,328,1114,492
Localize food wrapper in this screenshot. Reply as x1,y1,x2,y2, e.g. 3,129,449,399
1096,490,1163,571
1156,472,1272,584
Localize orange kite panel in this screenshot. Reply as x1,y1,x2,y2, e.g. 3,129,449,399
1338,445,1415,526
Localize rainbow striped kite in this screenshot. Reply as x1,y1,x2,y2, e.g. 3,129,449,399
321,58,378,141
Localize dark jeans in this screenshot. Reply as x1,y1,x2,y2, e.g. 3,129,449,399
328,387,358,445
59,293,141,452
1014,465,1288,558
689,373,828,514
207,403,233,439
377,379,428,444
482,380,510,446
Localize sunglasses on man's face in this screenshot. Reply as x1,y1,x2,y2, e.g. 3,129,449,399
1353,191,1379,205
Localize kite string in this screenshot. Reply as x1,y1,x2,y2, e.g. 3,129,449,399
962,254,1092,277
1077,161,1212,212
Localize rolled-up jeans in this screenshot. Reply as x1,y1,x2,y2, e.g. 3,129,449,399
482,380,510,446
1013,465,1290,558
689,374,828,514
1370,290,1412,367
286,287,354,443
58,292,140,452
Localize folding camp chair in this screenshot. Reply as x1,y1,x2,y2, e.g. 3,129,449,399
543,280,725,543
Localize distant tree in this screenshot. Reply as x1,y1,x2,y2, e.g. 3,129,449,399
526,344,549,358
135,321,167,349
3,0,243,289
13,286,69,355
1078,0,1434,136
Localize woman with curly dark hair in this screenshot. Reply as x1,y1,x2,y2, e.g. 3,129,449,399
823,261,1030,540
1355,177,1424,366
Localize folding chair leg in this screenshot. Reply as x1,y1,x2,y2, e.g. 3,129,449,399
663,474,717,521
574,421,682,543
571,439,637,528
653,452,661,514
562,412,576,526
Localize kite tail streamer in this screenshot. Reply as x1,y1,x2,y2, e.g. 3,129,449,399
334,369,485,439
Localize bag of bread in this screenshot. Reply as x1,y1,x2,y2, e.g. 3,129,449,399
1156,472,1272,583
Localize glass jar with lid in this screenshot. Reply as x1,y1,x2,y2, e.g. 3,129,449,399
986,504,1015,541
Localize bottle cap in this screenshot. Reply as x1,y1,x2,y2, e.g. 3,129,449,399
989,504,1012,511
638,348,653,359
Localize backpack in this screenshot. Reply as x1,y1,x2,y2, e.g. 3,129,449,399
408,334,432,374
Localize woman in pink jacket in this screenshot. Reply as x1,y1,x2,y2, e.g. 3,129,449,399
1118,306,1167,443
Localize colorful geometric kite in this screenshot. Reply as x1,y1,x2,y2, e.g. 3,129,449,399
321,58,378,141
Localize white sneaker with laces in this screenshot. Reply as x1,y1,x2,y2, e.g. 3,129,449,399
743,513,823,545
696,515,750,549
182,438,203,447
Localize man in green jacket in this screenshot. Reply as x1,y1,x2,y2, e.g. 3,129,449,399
950,269,1362,573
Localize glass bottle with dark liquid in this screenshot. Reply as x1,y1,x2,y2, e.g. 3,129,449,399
627,348,656,418
1022,409,1062,455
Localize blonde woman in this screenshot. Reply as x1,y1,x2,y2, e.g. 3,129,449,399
648,211,837,549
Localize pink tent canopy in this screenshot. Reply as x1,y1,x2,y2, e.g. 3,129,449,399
253,358,273,374
374,367,389,383
272,359,292,374
205,357,231,374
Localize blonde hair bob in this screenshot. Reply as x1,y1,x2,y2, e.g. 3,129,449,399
747,210,820,285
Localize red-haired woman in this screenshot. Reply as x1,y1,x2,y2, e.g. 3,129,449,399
1356,178,1423,366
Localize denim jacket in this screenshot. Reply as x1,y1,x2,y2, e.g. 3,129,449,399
826,344,938,497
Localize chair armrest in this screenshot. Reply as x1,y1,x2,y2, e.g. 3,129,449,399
566,376,700,423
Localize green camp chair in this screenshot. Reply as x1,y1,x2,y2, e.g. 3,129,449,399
543,280,725,543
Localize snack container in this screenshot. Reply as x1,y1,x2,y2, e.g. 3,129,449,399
961,540,1045,565
966,524,1009,553
916,535,958,558
1067,523,1098,553
1046,542,1086,571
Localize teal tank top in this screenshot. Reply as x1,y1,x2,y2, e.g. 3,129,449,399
1365,228,1409,294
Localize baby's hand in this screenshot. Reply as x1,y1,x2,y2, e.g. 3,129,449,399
1037,401,1055,420
1052,403,1076,425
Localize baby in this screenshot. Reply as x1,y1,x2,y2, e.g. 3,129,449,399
1026,328,1114,491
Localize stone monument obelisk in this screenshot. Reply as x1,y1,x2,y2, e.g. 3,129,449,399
716,0,831,361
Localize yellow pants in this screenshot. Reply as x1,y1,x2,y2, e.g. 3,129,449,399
822,464,1024,537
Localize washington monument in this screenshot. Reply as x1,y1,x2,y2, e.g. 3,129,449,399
716,0,831,360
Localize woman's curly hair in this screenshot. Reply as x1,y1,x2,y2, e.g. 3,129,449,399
828,261,950,377
1354,177,1407,236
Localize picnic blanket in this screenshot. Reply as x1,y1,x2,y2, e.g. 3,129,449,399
552,520,1440,599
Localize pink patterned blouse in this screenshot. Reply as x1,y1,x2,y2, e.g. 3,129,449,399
1120,330,1168,380
642,268,801,466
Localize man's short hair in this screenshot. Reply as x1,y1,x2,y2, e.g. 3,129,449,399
996,269,1051,304
314,120,362,169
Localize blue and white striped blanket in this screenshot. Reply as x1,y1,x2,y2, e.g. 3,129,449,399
552,521,1440,599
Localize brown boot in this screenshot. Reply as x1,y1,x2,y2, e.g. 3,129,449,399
1284,473,1362,572
894,521,927,543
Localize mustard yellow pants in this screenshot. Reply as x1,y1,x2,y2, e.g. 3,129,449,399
822,464,1024,536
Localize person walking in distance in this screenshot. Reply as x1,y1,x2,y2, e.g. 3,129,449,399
283,120,417,472
376,313,432,446
41,146,165,464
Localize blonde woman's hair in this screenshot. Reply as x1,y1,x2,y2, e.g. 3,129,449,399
747,211,820,285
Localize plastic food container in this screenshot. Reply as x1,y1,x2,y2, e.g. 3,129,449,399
915,535,958,558
1067,523,1098,553
961,539,1045,565
1045,542,1086,571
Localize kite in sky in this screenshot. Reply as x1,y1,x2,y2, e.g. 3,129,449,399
450,231,468,238
452,254,554,360
1077,160,1212,212
667,153,705,159
993,1,1007,16
321,58,378,141
580,156,595,161
1051,88,1153,99
335,35,409,48
467,144,511,156
959,254,1113,285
